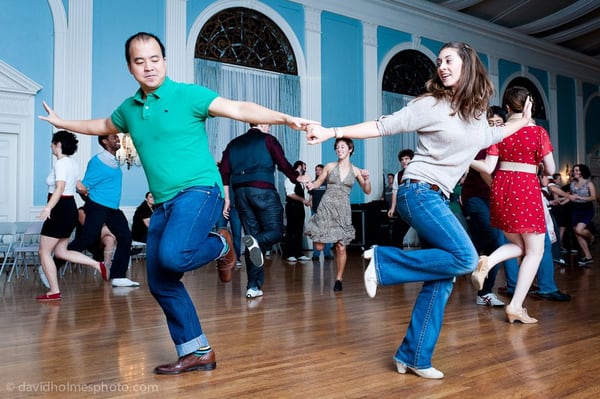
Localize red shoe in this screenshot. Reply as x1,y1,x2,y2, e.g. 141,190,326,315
36,292,61,301
99,262,109,281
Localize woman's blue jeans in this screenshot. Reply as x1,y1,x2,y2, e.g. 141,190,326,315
373,180,478,369
146,185,225,357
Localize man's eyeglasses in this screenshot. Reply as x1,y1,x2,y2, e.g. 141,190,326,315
488,120,505,127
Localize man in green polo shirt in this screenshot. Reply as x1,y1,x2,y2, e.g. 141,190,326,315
40,31,314,375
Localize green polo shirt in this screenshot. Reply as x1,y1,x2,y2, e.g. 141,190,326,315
111,77,222,203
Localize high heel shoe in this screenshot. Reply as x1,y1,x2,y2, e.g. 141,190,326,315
471,255,490,291
505,307,538,324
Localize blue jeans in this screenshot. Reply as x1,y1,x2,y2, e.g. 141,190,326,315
146,185,225,357
462,197,519,295
504,231,558,294
234,186,284,290
372,181,477,369
216,206,242,261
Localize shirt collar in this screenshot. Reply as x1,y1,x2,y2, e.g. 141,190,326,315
98,148,120,169
133,76,172,104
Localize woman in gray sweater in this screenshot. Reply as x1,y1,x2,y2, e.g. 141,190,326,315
306,41,532,379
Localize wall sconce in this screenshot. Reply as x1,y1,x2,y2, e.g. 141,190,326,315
116,133,141,169
562,163,570,182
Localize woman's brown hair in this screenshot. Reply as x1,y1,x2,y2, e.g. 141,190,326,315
425,42,494,121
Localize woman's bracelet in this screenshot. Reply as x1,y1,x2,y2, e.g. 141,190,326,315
333,127,344,138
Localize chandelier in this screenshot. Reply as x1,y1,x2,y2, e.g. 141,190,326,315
116,133,141,169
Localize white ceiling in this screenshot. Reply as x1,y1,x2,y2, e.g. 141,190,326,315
423,0,600,60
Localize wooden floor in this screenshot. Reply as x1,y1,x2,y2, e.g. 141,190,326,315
1,244,599,399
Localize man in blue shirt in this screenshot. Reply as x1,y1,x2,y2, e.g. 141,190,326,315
70,134,138,287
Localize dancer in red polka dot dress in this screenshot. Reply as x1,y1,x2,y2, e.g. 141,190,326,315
470,86,555,324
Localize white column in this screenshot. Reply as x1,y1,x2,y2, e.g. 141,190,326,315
63,0,94,173
303,6,322,172
548,72,560,164
363,22,380,202
166,0,188,82
488,55,501,106
575,80,585,163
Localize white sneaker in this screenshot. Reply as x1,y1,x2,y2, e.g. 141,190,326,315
111,278,140,287
476,293,505,306
286,256,297,262
364,250,378,298
395,359,444,379
297,255,311,262
246,288,264,298
235,260,243,268
38,266,50,289
265,250,271,258
242,235,264,267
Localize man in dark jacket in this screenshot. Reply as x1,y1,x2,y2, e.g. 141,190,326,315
220,124,308,298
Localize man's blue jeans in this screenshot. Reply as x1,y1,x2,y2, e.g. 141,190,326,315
504,230,558,294
146,185,225,357
462,196,519,294
372,181,477,369
234,186,284,290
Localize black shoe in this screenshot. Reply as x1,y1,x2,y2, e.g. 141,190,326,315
536,290,571,302
333,280,342,292
578,257,593,266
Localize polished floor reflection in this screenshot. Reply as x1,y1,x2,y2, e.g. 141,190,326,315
1,245,599,398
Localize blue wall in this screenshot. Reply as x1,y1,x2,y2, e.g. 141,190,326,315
377,27,412,66
90,0,166,206
3,1,599,215
321,12,364,203
556,75,577,171
2,1,55,205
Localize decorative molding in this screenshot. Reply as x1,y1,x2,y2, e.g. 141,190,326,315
300,0,599,83
363,22,377,48
305,6,321,34
0,59,42,95
543,17,600,44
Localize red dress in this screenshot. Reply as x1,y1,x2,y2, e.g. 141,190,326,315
489,125,553,234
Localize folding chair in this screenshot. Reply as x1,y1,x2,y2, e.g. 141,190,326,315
0,222,17,276
8,221,44,282
131,240,147,262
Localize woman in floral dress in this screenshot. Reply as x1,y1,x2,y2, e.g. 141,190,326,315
305,138,371,292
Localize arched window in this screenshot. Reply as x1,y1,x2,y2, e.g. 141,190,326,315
195,7,297,75
381,50,435,181
194,7,300,205
505,77,547,120
382,50,435,96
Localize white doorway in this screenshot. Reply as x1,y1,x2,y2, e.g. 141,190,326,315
0,59,41,221
0,133,17,221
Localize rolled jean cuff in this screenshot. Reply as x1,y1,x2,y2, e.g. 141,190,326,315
176,334,210,357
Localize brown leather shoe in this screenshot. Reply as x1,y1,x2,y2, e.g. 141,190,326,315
154,350,216,375
216,228,235,283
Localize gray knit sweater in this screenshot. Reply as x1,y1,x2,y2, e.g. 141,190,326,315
376,95,503,197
